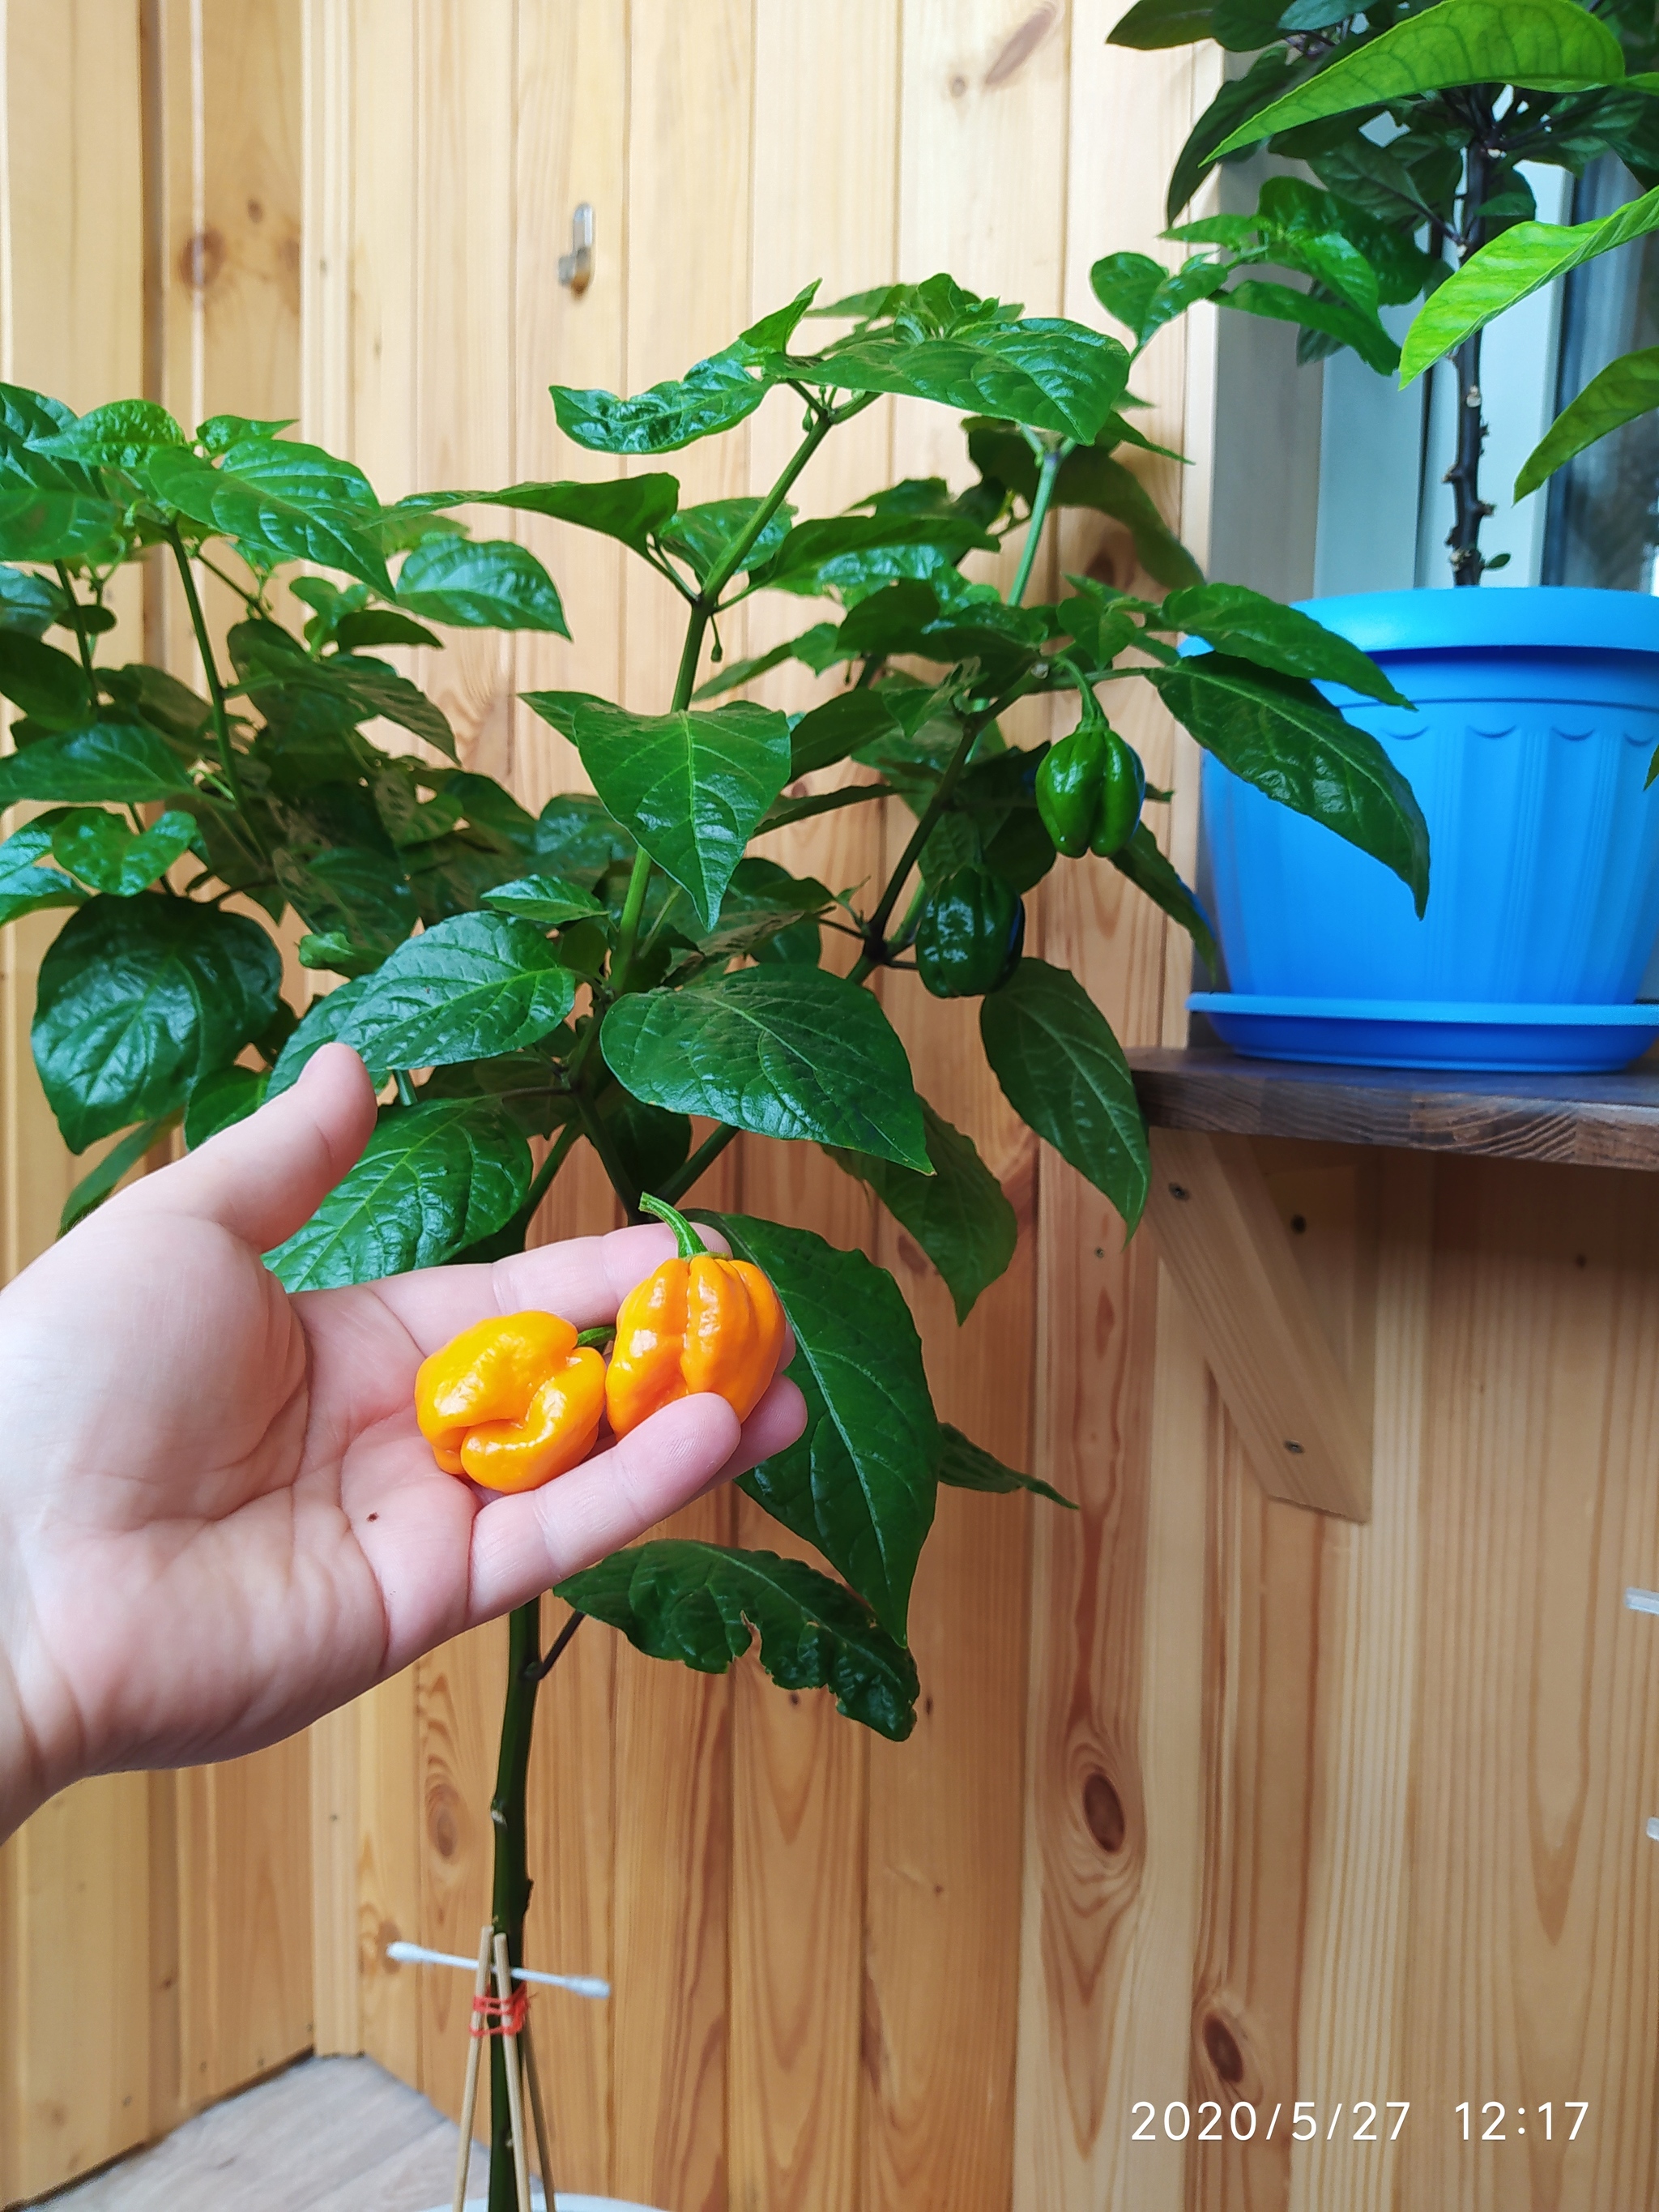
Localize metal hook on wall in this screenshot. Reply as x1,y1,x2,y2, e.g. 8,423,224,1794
558,203,595,295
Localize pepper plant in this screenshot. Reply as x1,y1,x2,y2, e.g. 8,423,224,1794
1105,0,1659,579
0,270,1422,2206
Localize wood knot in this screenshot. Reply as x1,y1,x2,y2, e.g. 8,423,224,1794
180,226,224,292
984,5,1056,88
1202,2011,1245,2085
428,1783,462,1860
1082,1769,1126,1852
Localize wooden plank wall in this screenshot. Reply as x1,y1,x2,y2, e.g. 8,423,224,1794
11,9,1659,2212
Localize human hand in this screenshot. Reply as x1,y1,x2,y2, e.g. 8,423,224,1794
0,1044,804,1838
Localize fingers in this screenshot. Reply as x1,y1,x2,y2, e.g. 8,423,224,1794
368,1218,733,1354
465,1392,740,1621
114,1043,377,1252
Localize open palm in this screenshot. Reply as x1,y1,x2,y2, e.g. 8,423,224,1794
0,1044,803,1834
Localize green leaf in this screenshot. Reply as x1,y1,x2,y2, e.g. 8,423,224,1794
183,1061,267,1149
401,472,681,557
33,895,282,1151
1108,821,1219,971
557,1539,919,1740
339,911,577,1071
265,1100,531,1287
979,959,1148,1227
1089,251,1230,351
1169,47,1303,221
796,312,1131,446
1515,344,1659,496
0,822,86,923
267,976,374,1096
1049,444,1203,588
0,722,193,807
141,442,392,592
788,688,901,778
1216,0,1627,159
334,609,443,652
753,511,996,598
1158,583,1411,706
524,694,791,929
0,489,125,563
394,536,569,634
532,792,637,883
936,1423,1075,1508
1148,653,1431,913
599,1084,691,1193
273,846,419,960
0,564,55,638
551,352,770,455
825,1100,1017,1323
1108,0,1214,47
603,966,929,1169
1218,278,1401,379
1213,0,1292,47
481,873,607,926
692,625,845,700
738,280,824,354
711,1211,940,1641
50,806,196,895
237,649,458,760
36,399,186,467
59,1112,180,1234
658,497,796,586
0,633,92,727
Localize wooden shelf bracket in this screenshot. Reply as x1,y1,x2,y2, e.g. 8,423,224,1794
1143,1128,1372,1522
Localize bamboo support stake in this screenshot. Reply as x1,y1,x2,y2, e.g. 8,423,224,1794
494,1931,533,2212
520,2010,557,2201
452,1924,493,2212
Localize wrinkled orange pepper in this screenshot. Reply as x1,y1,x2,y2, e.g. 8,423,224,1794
605,1195,787,1437
415,1310,606,1492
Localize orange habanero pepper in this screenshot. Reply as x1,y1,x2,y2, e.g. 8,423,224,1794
605,1195,787,1438
415,1310,606,1493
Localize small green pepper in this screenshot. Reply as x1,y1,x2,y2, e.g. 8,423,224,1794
1089,731,1146,857
1035,723,1107,858
913,864,1026,998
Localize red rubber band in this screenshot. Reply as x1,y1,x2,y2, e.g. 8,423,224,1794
470,1982,531,2039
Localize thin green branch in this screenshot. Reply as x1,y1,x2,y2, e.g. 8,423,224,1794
658,1121,740,1205
54,563,96,684
164,523,260,843
1009,442,1068,609
518,1119,580,1223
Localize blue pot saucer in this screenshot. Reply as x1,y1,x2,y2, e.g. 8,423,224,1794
1188,993,1659,1074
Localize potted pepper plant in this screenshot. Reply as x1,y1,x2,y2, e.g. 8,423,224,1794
0,270,1415,2208
1104,0,1659,1070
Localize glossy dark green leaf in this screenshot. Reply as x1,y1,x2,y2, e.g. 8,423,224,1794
691,624,844,700
714,856,830,968
979,958,1149,1228
551,352,770,455
238,650,458,759
0,822,85,922
524,694,791,929
603,966,929,1170
265,1100,531,1288
753,511,996,598
936,1423,1076,1509
531,792,637,883
197,412,296,455
33,895,282,1151
60,1112,181,1235
0,723,190,808
1108,821,1219,971
402,472,681,556
658,497,795,586
394,536,569,634
267,976,374,1097
599,1085,691,1194
0,489,126,563
795,314,1130,445
142,442,392,592
50,806,196,895
1215,0,1626,159
334,608,443,652
1158,583,1411,706
1218,279,1401,379
825,1100,1017,1323
339,911,577,1071
1168,46,1302,220
1107,0,1214,46
0,564,55,638
738,280,823,353
710,1211,939,1640
183,1061,267,1149
788,687,901,778
1088,251,1230,352
557,1540,919,1740
481,873,607,926
0,633,92,727
1212,0,1290,46
36,399,186,467
1516,345,1659,496
420,1041,568,1139
1148,653,1430,913
273,846,418,959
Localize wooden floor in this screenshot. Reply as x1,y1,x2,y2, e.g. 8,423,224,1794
38,2056,538,2212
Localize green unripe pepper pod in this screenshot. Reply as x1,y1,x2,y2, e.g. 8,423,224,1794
1035,721,1107,859
1088,731,1147,858
913,864,1026,998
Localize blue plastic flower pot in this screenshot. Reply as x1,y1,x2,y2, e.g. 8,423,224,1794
1201,587,1659,1010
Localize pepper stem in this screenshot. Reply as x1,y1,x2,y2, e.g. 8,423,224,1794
638,1191,709,1259
575,1324,616,1350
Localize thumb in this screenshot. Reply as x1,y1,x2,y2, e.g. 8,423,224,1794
117,1043,378,1252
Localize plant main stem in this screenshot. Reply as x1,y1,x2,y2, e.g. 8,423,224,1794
489,1600,543,2212
165,523,258,827
1447,139,1493,584
1009,443,1065,609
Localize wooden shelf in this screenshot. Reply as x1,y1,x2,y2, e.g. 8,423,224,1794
1130,1048,1659,1172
